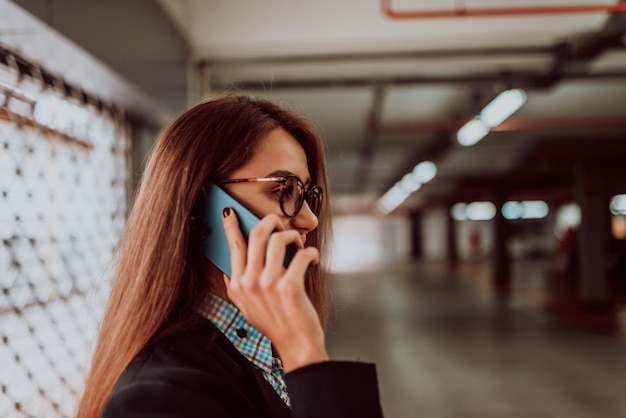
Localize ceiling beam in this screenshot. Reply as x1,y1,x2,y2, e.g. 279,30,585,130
353,86,385,193
211,69,626,91
199,45,555,67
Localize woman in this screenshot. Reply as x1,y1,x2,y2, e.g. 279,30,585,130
77,94,383,417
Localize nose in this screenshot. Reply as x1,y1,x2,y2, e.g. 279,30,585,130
290,200,319,233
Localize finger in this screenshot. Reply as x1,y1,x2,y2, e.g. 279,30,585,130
222,273,251,320
284,246,319,284
222,273,240,308
265,230,303,276
246,214,284,271
222,273,234,300
221,207,246,278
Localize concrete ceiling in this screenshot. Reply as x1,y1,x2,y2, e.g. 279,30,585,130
12,0,189,113
11,0,626,213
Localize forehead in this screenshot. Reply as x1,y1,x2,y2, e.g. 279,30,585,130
231,128,311,180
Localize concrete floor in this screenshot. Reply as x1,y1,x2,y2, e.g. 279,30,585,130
326,261,626,418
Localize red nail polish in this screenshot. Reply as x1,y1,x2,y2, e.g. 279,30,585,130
223,207,231,218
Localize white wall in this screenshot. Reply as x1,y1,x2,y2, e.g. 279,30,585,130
329,204,562,274
421,207,448,262
456,219,494,260
330,215,411,273
421,206,558,262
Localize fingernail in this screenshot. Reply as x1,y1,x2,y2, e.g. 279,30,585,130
223,207,231,218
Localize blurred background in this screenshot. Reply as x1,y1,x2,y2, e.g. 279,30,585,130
1,0,626,417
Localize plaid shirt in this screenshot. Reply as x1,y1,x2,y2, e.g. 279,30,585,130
197,294,290,406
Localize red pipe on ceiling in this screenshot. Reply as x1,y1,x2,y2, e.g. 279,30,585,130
382,0,626,19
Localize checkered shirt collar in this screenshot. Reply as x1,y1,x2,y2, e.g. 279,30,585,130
197,293,274,374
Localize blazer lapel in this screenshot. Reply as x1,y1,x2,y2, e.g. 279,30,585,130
193,316,294,418
246,362,294,418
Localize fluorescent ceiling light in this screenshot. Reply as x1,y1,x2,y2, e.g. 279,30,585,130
412,161,437,183
377,183,410,215
376,162,436,216
451,201,496,221
522,200,549,219
387,183,410,203
502,200,549,220
400,173,421,193
451,203,467,221
610,194,626,215
456,88,528,147
457,118,489,146
479,89,527,128
466,201,496,221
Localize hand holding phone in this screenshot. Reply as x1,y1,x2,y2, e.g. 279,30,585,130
200,184,298,277
220,206,328,372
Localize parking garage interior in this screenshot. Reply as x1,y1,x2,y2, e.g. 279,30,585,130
1,1,626,417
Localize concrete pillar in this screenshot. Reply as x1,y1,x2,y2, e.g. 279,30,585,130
446,204,458,268
575,166,611,304
492,196,511,289
409,210,423,261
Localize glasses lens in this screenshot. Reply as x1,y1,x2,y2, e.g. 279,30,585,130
281,176,304,216
306,186,323,217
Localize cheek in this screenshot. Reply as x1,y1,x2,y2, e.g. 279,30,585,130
248,199,290,222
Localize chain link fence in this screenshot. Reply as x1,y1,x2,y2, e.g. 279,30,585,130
0,54,129,417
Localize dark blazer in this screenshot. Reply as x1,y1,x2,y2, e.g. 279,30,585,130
102,314,384,418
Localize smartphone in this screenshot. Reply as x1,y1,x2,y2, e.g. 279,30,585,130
200,184,298,277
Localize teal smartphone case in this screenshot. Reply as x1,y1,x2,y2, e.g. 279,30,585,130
201,184,297,277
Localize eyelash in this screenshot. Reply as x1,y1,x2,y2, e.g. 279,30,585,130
270,187,282,200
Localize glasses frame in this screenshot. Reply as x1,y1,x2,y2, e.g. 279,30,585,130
218,176,323,218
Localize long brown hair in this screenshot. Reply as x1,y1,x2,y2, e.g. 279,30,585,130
77,94,332,418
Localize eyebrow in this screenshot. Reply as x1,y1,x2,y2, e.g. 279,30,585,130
266,170,311,186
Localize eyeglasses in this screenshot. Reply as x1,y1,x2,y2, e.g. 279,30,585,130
219,175,324,218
